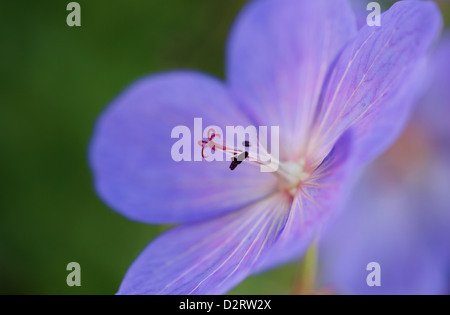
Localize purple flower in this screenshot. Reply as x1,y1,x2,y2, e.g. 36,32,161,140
318,33,450,295
89,0,442,294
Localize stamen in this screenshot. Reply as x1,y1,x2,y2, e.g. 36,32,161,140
229,151,249,171
197,128,309,190
197,128,269,168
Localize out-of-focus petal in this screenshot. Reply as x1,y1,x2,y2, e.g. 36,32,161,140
90,71,279,224
255,131,354,272
308,1,442,168
417,32,450,144
417,151,450,269
227,0,357,159
117,193,291,295
319,168,448,295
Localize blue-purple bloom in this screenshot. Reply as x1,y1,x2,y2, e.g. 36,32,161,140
319,32,450,295
89,0,442,294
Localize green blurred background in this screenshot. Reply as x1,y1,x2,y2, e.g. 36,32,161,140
0,0,449,294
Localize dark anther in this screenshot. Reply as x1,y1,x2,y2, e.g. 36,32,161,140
243,140,251,147
229,151,249,171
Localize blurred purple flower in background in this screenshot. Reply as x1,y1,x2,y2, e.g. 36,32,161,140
319,33,450,295
89,0,442,294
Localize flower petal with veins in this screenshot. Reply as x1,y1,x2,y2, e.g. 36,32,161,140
309,1,442,168
117,193,291,295
90,71,279,224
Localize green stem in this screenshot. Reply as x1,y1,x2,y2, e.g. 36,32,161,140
292,240,318,295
